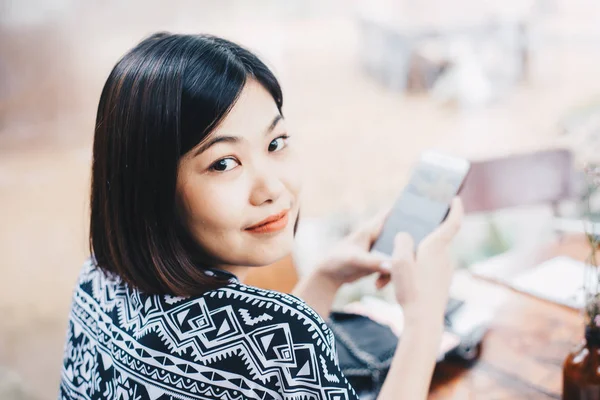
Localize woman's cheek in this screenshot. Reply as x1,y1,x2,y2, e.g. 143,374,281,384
198,179,249,229
280,151,303,198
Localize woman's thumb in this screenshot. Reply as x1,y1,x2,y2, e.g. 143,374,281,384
425,197,464,247
392,232,415,266
353,251,391,273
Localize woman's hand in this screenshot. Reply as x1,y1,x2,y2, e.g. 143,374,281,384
292,210,391,318
388,197,464,327
377,198,464,400
315,211,392,289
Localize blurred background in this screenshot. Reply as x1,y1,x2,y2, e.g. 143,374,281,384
2,0,600,398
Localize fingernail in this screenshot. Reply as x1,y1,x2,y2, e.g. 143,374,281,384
380,261,392,270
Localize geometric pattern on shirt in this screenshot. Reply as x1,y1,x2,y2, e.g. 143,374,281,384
59,259,359,400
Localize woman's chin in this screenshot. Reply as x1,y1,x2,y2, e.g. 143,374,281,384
247,242,294,267
222,224,295,267
264,246,294,266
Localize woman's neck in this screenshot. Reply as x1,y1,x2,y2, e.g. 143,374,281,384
218,265,251,283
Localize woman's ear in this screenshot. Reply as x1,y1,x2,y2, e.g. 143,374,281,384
293,209,300,236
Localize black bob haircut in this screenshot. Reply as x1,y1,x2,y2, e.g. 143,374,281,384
89,32,288,296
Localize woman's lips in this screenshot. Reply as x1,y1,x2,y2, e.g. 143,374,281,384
245,210,289,234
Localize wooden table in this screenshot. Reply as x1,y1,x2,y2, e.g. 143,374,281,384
429,235,592,399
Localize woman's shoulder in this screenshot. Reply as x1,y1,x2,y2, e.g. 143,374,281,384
206,283,329,332
166,281,332,342
73,259,330,343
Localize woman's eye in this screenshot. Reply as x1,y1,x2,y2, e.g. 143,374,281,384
210,158,239,172
268,135,289,152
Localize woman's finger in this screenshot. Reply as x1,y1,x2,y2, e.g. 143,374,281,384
420,197,463,249
350,251,391,274
440,197,464,239
350,208,391,245
392,232,415,264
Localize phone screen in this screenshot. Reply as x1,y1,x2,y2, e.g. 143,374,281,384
371,152,470,255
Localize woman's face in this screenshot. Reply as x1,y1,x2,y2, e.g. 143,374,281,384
177,79,301,269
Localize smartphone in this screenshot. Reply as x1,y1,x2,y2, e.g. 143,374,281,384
371,151,470,255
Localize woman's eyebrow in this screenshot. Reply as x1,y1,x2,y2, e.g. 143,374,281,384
194,114,283,157
194,136,239,156
265,114,283,134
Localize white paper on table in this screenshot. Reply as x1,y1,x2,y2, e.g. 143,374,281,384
508,256,586,309
468,247,541,285
450,269,509,311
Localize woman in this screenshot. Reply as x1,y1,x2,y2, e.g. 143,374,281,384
60,32,463,400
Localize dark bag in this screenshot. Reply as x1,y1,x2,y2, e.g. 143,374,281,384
327,312,399,400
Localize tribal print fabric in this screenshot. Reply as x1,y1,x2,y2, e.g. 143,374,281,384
59,260,359,400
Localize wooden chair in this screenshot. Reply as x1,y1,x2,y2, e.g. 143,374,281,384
460,149,584,215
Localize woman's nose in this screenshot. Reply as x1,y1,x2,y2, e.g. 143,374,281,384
249,167,285,206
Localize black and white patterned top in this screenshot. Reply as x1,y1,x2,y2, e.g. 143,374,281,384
59,259,360,400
